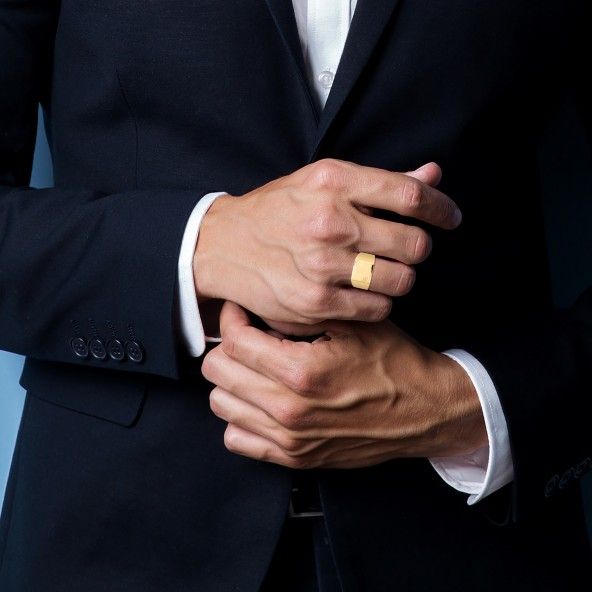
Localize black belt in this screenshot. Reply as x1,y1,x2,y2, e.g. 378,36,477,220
289,473,324,518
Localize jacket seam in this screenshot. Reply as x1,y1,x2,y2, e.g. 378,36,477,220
115,68,139,190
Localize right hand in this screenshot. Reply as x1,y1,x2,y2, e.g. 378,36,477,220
193,158,461,331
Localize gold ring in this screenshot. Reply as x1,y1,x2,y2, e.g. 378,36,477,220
351,252,376,290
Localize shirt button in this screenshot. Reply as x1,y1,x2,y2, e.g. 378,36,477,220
126,340,144,363
89,338,107,361
317,70,335,90
71,337,89,359
108,339,125,362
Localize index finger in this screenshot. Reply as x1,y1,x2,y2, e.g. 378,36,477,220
350,166,462,230
219,300,252,338
221,321,310,389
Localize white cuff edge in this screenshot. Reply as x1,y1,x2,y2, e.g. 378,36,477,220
177,191,228,357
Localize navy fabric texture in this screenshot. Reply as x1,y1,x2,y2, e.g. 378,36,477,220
0,1,591,590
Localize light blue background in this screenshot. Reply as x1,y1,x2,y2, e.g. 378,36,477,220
0,109,53,503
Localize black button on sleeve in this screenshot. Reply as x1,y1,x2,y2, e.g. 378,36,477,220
126,341,144,363
108,339,125,361
89,338,107,361
71,337,89,359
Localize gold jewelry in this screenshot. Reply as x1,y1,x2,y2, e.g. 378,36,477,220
351,252,376,290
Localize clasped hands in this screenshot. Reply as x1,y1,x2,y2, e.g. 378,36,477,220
197,159,487,469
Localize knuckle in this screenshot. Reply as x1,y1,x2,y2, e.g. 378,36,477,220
301,250,335,282
201,349,219,382
308,204,342,243
285,364,317,394
377,296,393,319
278,433,303,454
408,229,432,262
201,355,213,381
367,295,393,321
298,315,324,326
372,176,391,196
276,400,311,430
394,266,416,296
307,158,345,191
287,456,310,470
300,285,332,317
223,426,240,453
258,447,274,464
221,327,241,358
208,388,221,415
401,178,423,213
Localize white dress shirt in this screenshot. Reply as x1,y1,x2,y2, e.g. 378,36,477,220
176,0,514,504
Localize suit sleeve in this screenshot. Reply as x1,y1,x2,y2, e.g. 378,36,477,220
0,1,204,380
463,4,592,523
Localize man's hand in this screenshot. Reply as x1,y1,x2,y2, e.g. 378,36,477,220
202,302,487,469
194,159,461,331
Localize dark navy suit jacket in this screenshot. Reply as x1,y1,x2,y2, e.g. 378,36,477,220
0,1,591,590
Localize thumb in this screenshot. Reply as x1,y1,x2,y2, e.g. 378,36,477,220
219,300,251,339
405,162,442,187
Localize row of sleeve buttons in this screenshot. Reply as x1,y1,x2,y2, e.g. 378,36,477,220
70,337,144,363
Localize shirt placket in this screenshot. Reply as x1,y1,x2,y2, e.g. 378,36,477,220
306,0,352,110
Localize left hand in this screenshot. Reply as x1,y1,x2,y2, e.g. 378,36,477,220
202,302,487,469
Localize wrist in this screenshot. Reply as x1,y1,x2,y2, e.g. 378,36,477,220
193,194,235,300
426,351,489,456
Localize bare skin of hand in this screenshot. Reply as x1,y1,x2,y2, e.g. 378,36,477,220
194,159,462,334
202,301,488,470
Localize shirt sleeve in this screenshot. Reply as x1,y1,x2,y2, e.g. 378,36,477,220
177,192,227,357
429,349,514,505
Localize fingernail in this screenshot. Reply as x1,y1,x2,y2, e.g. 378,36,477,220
453,208,463,226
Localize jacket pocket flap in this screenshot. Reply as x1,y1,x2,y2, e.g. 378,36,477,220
19,358,147,427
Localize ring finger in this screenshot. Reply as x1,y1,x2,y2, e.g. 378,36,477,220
334,252,416,297
303,249,416,298
358,216,432,264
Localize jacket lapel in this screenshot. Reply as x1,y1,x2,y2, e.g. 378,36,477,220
310,0,404,160
264,0,320,125
264,0,404,161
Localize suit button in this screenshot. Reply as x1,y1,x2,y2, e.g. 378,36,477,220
71,337,89,359
126,340,144,363
89,338,107,360
108,339,125,361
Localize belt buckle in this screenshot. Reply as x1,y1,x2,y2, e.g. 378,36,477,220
288,484,324,519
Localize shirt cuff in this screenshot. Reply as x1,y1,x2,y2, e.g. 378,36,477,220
177,191,227,357
429,349,514,505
